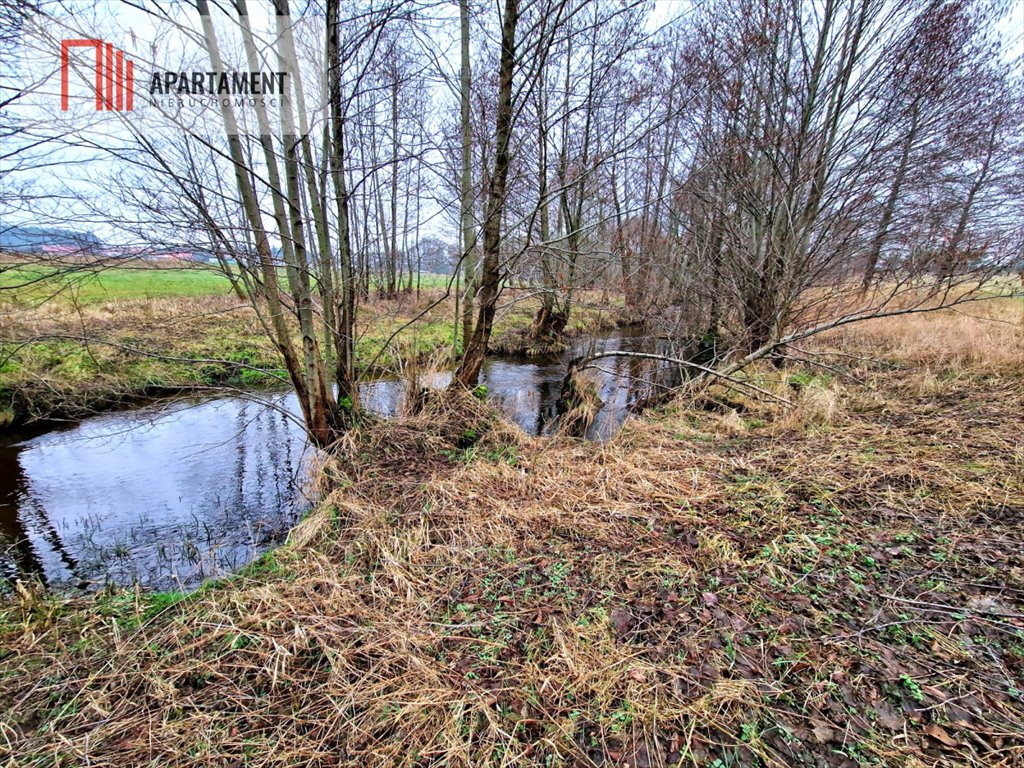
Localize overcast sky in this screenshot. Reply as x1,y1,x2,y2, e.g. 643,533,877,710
3,0,1022,245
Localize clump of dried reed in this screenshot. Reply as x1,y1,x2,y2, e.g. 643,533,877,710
395,345,456,416
555,370,604,436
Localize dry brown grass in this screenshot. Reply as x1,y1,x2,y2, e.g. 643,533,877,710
1,301,1023,767
816,298,1023,371
555,370,604,436
0,293,254,338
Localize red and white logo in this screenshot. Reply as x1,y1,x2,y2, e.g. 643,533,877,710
61,39,134,111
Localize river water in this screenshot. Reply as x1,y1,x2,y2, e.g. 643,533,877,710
0,330,673,591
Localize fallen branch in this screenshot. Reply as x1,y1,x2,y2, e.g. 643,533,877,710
566,284,1023,412
569,350,793,406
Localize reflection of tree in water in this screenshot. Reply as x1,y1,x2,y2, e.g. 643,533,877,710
231,399,249,512
0,441,81,588
537,378,560,435
2,397,312,592
563,331,677,439
148,399,309,589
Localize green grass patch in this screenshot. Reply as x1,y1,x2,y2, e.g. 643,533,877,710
0,266,234,304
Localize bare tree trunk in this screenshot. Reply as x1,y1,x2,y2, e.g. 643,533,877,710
279,1,338,389
454,0,518,387
459,0,477,350
944,119,999,275
195,0,312,431
558,16,598,327
529,67,561,342
390,65,400,297
326,0,358,414
272,0,335,445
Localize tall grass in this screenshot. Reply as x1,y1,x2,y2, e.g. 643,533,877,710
818,297,1023,370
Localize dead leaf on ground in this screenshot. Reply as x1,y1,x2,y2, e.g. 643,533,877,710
609,607,633,637
924,723,959,747
874,701,903,731
811,721,835,743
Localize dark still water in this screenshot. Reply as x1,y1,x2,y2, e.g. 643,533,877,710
0,395,311,592
0,330,673,591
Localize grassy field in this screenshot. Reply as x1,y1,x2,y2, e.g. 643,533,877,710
0,265,458,305
0,267,622,426
1,301,1021,766
0,265,237,304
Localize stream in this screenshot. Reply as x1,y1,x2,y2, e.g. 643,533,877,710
0,329,675,591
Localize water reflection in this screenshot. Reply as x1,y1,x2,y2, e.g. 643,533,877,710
0,329,674,591
0,395,311,591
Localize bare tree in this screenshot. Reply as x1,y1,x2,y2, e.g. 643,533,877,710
453,0,521,386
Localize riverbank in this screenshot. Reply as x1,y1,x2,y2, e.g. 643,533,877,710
0,274,624,428
0,325,660,593
2,303,1022,766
